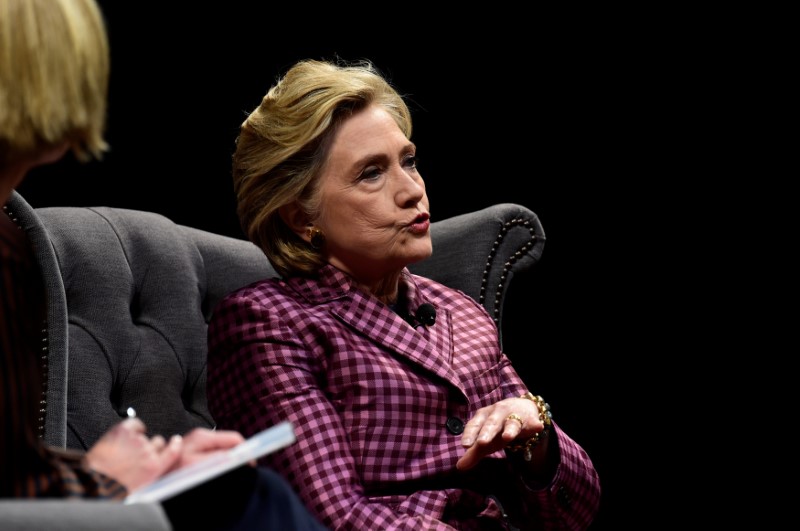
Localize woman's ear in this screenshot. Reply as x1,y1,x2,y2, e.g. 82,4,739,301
278,202,312,241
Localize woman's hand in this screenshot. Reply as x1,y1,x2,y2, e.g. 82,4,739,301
456,396,545,471
85,418,183,492
167,427,246,471
86,420,250,492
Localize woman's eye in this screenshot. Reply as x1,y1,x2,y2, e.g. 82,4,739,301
360,167,382,181
403,155,418,169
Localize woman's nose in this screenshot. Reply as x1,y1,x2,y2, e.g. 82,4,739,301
395,170,425,207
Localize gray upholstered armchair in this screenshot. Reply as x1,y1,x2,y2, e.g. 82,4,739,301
0,190,545,530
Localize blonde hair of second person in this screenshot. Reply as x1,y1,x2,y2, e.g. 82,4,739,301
0,0,110,181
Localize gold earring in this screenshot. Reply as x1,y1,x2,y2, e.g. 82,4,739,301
307,227,325,250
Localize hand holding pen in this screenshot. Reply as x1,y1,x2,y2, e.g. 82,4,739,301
84,406,184,492
84,405,248,492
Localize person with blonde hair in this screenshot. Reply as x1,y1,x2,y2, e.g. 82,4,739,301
2,0,117,499
207,58,601,530
1,1,326,528
0,0,109,194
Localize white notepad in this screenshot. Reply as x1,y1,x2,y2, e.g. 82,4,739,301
124,421,296,504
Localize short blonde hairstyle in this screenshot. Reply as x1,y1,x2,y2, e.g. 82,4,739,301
0,0,110,166
233,58,412,278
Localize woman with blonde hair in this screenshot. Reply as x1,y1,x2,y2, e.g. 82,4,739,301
1,0,115,498
207,58,601,530
1,1,326,528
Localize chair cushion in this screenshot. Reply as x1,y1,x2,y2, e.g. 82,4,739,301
9,190,275,449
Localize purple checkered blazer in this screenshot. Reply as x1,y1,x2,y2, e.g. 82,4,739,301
207,264,600,530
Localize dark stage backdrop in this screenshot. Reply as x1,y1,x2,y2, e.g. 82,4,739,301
16,4,667,528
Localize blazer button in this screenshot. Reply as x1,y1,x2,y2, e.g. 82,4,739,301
445,417,464,435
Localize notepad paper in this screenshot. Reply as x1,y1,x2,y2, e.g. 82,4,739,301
124,421,296,504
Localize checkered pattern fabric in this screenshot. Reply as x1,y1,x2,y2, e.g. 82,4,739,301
207,265,600,529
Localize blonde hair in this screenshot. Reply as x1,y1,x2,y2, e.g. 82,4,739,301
233,58,413,278
0,0,110,166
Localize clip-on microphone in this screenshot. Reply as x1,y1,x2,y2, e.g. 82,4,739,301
415,303,436,327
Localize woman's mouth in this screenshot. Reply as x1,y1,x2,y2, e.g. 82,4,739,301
407,213,430,235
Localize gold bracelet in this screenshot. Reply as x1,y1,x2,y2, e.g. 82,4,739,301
507,393,552,462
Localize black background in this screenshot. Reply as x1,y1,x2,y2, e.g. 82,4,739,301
16,4,688,528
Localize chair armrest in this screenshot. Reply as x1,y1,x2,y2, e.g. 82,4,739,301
0,500,171,530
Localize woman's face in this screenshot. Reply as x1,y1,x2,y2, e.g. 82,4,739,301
315,104,432,284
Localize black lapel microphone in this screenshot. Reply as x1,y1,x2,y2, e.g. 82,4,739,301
415,303,437,327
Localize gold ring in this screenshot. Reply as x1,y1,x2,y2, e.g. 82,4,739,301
506,413,524,428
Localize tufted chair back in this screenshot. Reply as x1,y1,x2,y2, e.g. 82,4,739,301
6,191,274,449
6,190,545,451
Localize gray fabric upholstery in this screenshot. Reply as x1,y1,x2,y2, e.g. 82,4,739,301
0,500,170,530
1,190,545,529
41,207,273,449
4,195,70,447
7,195,276,450
409,203,546,345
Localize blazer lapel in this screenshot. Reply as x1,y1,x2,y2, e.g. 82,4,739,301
289,266,461,389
